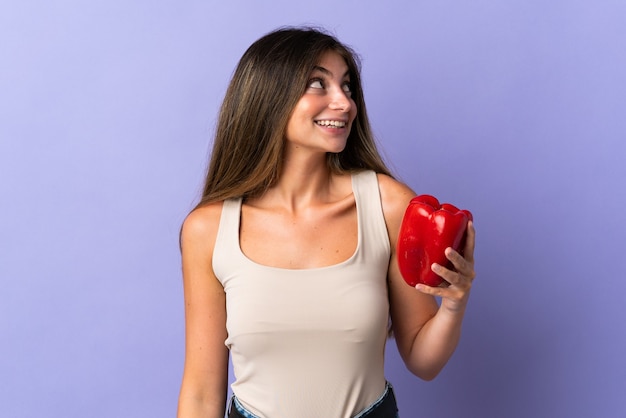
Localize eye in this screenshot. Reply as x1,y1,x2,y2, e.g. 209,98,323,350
307,78,324,89
342,81,353,95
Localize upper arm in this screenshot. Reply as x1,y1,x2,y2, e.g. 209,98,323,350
377,174,439,363
178,203,229,416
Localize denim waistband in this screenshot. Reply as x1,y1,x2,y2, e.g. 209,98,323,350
227,382,399,418
229,396,261,418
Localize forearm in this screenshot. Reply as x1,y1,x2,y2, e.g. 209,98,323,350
177,365,228,418
177,390,227,418
405,304,466,380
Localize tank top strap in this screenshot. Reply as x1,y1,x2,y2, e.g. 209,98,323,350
212,198,243,283
351,170,391,260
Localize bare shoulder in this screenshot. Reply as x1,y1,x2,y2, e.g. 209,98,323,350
179,201,225,293
180,201,225,252
376,173,416,226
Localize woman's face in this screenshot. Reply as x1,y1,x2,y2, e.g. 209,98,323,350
284,50,357,155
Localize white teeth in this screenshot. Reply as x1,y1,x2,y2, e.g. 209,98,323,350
316,120,346,128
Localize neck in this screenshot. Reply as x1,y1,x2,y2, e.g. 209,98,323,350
261,151,336,211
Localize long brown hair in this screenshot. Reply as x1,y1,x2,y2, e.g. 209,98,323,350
196,26,392,207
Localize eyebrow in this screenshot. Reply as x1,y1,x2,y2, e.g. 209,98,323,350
312,65,350,79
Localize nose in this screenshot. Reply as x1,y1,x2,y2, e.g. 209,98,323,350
329,87,352,113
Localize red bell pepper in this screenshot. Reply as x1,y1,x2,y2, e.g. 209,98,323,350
397,195,473,287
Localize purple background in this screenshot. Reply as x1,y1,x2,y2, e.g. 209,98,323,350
1,1,625,417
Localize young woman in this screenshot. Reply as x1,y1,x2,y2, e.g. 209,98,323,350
177,27,476,418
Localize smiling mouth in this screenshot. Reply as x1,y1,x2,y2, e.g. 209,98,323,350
315,120,347,128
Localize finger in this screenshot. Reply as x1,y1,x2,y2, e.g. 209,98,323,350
444,248,474,280
463,221,476,263
432,262,461,287
444,247,466,270
416,282,458,298
415,283,444,296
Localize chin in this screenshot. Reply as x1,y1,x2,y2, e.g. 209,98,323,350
326,138,349,154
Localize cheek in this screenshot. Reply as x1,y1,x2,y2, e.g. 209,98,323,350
286,105,309,130
291,100,317,123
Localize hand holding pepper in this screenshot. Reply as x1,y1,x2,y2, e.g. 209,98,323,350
420,221,476,313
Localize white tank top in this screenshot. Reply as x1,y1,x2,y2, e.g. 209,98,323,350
213,170,391,417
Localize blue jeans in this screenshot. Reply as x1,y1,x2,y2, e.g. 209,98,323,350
227,382,399,418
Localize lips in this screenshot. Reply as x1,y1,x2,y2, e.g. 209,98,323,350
397,195,473,287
